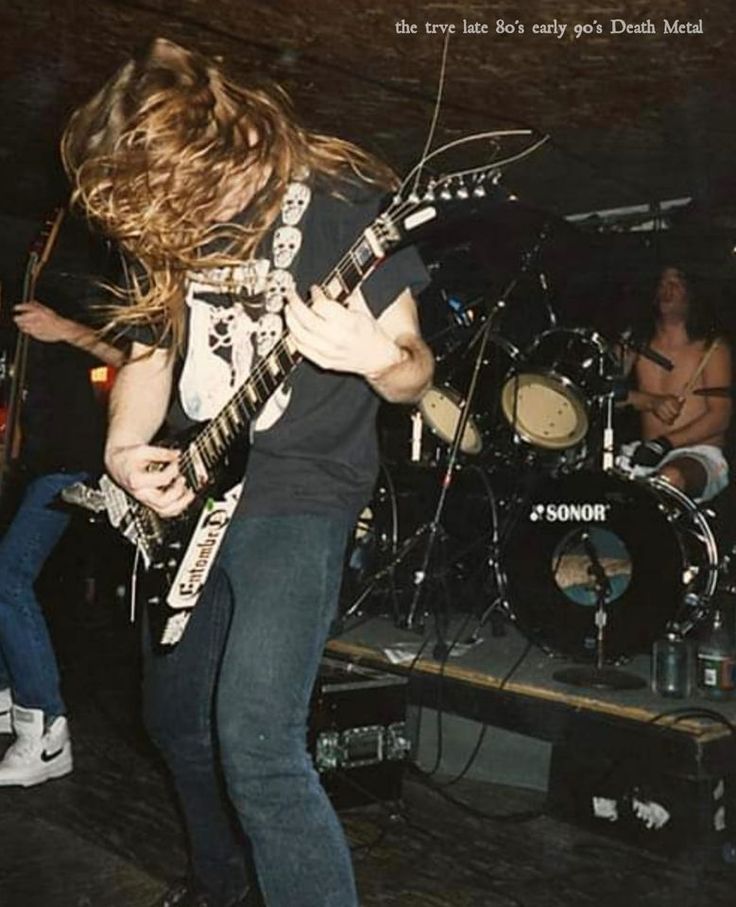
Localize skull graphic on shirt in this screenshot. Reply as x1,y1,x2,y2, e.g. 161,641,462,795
178,260,291,431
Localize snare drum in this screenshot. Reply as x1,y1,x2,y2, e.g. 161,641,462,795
501,328,613,451
502,470,718,661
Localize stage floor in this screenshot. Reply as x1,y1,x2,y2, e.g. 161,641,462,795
327,612,736,757
1,591,735,905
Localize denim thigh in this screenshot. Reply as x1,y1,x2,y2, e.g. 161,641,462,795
216,512,357,907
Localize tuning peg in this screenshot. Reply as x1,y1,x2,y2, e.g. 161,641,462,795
455,181,469,199
439,183,453,201
473,183,487,198
407,192,421,205
422,188,436,202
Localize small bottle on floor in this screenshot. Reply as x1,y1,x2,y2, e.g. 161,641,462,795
652,622,693,698
696,606,736,700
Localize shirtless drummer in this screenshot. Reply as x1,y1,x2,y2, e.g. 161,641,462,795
619,266,732,502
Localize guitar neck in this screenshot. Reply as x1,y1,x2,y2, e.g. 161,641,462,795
179,224,386,490
3,252,39,471
2,209,66,477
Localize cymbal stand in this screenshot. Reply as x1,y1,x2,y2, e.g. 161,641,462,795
601,387,615,472
403,229,554,648
402,271,526,647
339,520,436,628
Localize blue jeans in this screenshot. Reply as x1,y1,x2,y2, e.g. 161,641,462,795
0,471,87,716
143,512,357,907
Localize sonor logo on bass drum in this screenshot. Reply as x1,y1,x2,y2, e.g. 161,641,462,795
529,502,610,523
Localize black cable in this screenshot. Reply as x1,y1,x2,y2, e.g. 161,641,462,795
438,638,534,789
411,472,534,786
415,765,543,824
555,703,736,808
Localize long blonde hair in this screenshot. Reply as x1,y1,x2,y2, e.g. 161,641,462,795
62,37,397,349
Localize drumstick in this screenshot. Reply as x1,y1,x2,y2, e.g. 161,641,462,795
678,338,720,401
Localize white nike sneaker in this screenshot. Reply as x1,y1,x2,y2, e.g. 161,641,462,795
0,689,11,735
0,706,73,787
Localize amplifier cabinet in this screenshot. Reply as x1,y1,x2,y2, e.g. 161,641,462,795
309,657,410,809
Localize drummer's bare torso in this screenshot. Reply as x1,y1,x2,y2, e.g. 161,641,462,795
636,337,726,447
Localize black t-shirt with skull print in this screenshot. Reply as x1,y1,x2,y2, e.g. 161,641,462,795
166,178,430,519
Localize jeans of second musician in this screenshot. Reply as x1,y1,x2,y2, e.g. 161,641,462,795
142,511,357,907
0,471,87,717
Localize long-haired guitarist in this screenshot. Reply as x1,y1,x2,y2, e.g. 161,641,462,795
62,37,433,907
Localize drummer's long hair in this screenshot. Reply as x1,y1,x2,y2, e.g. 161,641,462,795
637,265,720,343
61,36,397,349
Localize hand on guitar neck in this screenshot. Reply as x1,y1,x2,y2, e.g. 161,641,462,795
14,301,75,344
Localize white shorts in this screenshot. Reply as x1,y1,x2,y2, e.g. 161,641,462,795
617,442,729,503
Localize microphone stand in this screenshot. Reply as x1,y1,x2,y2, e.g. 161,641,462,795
553,529,644,690
402,230,551,657
401,288,508,646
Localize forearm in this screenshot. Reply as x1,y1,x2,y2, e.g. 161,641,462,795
365,333,434,404
106,344,173,451
626,389,658,412
61,320,126,367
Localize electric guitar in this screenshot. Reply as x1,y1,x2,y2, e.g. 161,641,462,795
0,208,65,512
62,131,546,652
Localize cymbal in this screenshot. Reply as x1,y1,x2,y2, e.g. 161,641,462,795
694,386,736,398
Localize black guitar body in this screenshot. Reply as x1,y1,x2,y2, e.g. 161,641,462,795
139,427,250,653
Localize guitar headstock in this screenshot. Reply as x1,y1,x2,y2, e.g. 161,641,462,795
27,206,66,284
374,129,549,253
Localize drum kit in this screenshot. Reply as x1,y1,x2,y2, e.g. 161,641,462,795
342,290,727,685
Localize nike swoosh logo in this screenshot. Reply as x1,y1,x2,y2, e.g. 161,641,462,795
41,748,64,763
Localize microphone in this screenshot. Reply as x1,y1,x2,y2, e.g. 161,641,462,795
619,331,673,372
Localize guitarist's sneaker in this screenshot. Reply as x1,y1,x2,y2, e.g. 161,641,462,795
0,706,73,786
0,689,11,735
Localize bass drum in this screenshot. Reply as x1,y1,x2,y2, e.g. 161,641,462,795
502,471,718,662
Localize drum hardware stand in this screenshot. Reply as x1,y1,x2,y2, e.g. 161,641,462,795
600,385,616,472
339,520,441,629
425,233,553,647
553,529,645,690
402,251,545,646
